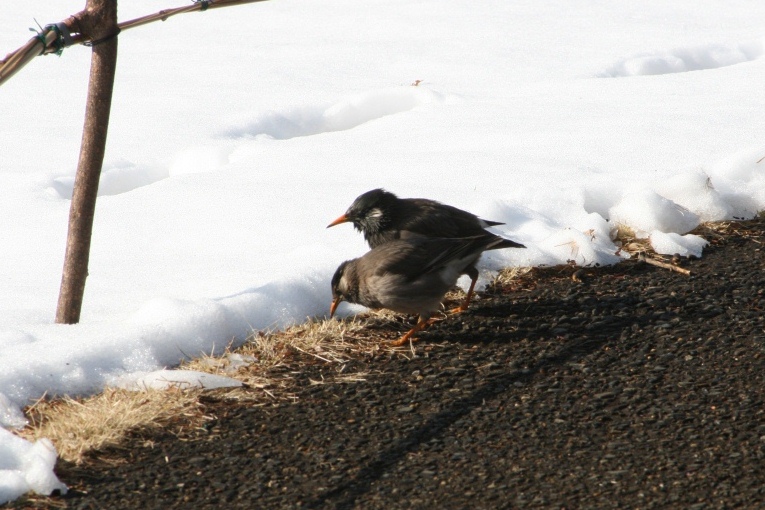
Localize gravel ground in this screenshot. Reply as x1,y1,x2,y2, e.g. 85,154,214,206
9,220,765,509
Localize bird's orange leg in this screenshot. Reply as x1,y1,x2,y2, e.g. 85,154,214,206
448,276,478,314
390,316,440,347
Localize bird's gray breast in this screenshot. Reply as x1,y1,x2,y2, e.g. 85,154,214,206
362,272,447,316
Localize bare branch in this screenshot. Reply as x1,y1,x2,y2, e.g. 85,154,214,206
0,0,269,87
637,253,692,276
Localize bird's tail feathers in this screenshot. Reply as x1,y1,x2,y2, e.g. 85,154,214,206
487,237,525,250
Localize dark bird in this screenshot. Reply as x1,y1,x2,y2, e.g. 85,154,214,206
327,188,525,312
330,233,519,346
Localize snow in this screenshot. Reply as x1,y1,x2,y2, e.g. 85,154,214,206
609,189,700,238
0,428,66,502
113,369,243,391
599,40,763,77
649,231,709,259
2,0,765,502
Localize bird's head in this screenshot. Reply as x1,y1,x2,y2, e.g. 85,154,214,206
326,188,398,235
329,260,352,318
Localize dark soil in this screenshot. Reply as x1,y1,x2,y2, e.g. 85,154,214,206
9,220,765,510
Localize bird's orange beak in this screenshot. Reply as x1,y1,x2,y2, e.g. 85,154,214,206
326,214,349,228
329,297,342,318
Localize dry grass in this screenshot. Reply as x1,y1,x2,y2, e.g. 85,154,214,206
610,223,653,256
183,315,395,379
491,266,533,288
13,315,406,465
695,216,765,244
17,387,207,465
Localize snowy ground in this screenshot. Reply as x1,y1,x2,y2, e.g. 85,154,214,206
2,0,765,502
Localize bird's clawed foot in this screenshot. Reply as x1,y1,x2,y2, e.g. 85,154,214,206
390,316,440,346
446,279,477,315
448,303,469,315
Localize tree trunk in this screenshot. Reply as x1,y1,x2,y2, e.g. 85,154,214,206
56,0,119,324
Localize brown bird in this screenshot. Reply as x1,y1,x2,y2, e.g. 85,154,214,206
330,233,518,346
327,188,525,312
